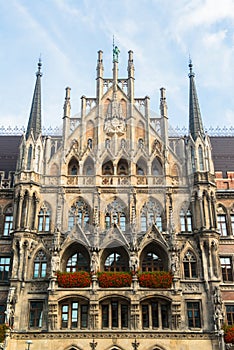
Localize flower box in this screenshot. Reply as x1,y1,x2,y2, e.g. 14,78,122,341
98,272,132,288
138,271,173,289
57,271,91,288
224,325,234,344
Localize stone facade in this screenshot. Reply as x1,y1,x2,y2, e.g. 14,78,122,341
0,49,233,350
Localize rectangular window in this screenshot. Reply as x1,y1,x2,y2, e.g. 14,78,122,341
61,305,68,328
38,216,43,232
141,216,147,232
68,216,74,230
33,263,40,278
161,304,169,328
218,215,227,236
102,304,109,328
29,301,43,328
231,215,234,235
156,216,162,231
187,216,192,232
44,216,50,231
41,262,47,278
121,304,128,328
142,304,149,328
111,302,118,328
226,305,234,325
220,257,233,282
3,215,13,236
0,257,10,281
180,215,186,232
187,302,201,328
71,302,78,328
152,302,159,328
81,305,88,328
0,305,5,324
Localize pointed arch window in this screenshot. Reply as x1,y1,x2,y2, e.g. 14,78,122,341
105,200,127,232
66,252,89,272
183,250,197,278
180,209,192,232
191,147,195,172
27,145,33,170
140,199,162,232
142,252,163,272
38,204,51,232
33,250,47,278
68,198,90,230
198,145,204,171
68,158,79,176
36,146,41,172
104,252,128,272
3,206,13,236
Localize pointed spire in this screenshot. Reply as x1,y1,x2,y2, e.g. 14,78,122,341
188,59,205,140
26,58,42,140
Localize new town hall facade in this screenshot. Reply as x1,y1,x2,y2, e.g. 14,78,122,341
0,49,234,350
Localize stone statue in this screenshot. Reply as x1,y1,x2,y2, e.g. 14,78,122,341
51,251,60,276
91,251,99,274
130,252,139,272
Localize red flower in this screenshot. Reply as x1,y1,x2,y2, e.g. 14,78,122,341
98,272,132,288
224,325,234,344
138,271,173,289
57,271,91,288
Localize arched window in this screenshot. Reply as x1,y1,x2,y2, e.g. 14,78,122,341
104,252,128,272
180,209,192,232
36,146,41,172
102,160,114,175
83,157,94,175
33,250,47,278
66,252,89,272
68,198,90,230
117,159,129,176
3,206,13,236
87,138,93,149
38,203,51,232
142,252,163,272
105,200,127,232
191,146,195,172
198,145,204,171
141,298,170,329
27,145,33,170
152,158,163,175
60,298,89,329
101,298,129,329
140,199,162,232
217,206,228,236
105,138,110,148
183,250,197,278
68,157,79,175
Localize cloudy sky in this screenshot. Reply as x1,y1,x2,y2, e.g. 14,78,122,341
0,0,234,132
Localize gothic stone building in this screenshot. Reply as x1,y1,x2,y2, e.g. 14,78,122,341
0,50,234,350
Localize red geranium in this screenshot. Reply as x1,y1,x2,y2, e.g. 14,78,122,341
138,271,173,289
57,271,91,288
98,272,132,288
224,325,234,344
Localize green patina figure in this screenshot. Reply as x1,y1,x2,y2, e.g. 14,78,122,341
113,45,120,62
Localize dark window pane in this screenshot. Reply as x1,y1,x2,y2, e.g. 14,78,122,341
102,305,109,328
112,302,118,327
152,302,158,328
121,304,128,328
142,304,149,328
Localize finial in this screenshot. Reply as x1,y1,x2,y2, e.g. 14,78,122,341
37,55,42,77
188,56,194,77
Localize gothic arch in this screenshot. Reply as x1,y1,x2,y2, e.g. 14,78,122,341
83,156,95,175
60,242,90,272
64,344,83,350
136,156,147,175
152,157,163,175
139,241,169,271
68,156,79,175
100,244,130,272
50,163,59,176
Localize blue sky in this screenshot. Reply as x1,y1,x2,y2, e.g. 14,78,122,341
0,0,234,131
